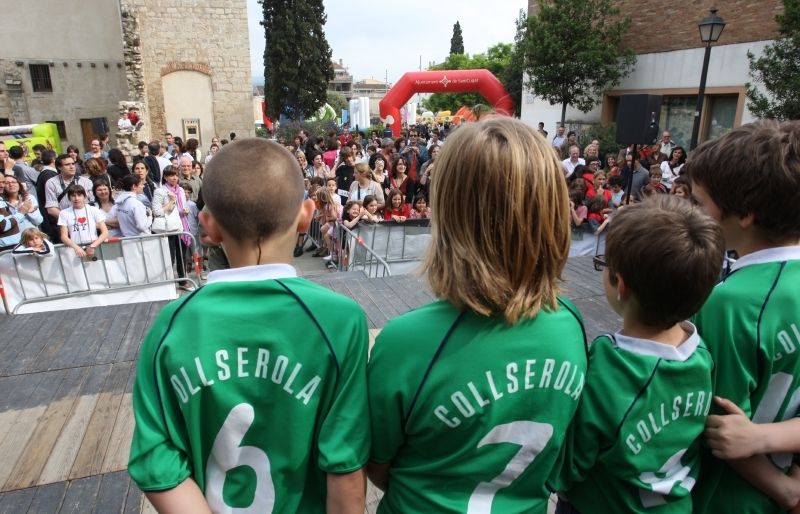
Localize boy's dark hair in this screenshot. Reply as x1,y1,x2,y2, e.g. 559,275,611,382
120,174,141,192
608,175,623,187
162,165,178,177
310,176,325,187
326,177,337,185
605,195,725,330
32,144,46,152
66,184,87,199
8,146,24,159
203,139,303,243
685,120,800,240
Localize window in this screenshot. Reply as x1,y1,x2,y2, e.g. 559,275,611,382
47,120,67,139
0,119,9,127
659,96,696,148
29,64,52,92
705,95,737,141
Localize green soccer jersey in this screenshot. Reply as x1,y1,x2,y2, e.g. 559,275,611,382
129,264,370,513
692,247,800,514
555,325,713,514
368,298,588,514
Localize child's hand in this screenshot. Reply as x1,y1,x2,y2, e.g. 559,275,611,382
705,396,763,459
569,200,575,210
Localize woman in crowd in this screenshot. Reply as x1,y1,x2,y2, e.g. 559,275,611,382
92,181,120,237
349,163,385,209
185,138,201,163
371,154,388,188
66,145,85,176
84,157,113,189
660,146,686,191
417,144,440,199
322,137,339,170
106,148,131,186
2,174,42,231
310,153,332,179
115,175,151,236
295,151,313,179
132,161,157,209
152,166,193,291
389,156,414,204
193,161,204,180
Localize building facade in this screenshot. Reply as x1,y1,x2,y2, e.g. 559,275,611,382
329,60,353,100
0,0,253,153
521,0,783,148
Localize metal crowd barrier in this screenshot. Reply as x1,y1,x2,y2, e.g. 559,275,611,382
334,219,431,277
0,231,200,315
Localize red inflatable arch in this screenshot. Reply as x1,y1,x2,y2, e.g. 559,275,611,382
379,69,515,137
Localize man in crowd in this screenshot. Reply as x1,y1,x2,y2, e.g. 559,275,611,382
400,128,428,181
659,131,676,158
552,125,567,149
562,144,585,179
43,152,94,243
9,146,39,193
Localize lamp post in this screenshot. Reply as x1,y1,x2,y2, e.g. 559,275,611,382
689,8,726,150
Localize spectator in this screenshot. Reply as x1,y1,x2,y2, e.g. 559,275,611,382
114,175,151,237
84,157,113,189
389,156,414,204
660,146,686,191
83,138,108,161
151,166,193,290
562,144,585,179
107,148,131,186
58,184,108,259
132,161,157,209
178,157,201,202
44,153,95,244
349,163,384,209
2,175,42,232
92,181,120,237
9,145,39,193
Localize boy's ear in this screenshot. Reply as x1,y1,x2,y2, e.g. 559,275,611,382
738,213,755,229
296,198,316,233
199,210,223,245
615,272,631,301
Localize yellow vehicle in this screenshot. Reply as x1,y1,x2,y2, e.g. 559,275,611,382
0,123,63,157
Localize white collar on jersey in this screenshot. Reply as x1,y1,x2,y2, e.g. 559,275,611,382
612,321,700,362
206,263,297,284
729,245,800,273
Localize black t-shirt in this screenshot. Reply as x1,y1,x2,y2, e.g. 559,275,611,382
336,164,355,202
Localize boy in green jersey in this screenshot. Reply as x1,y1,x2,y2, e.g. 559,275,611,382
554,195,725,514
129,139,370,513
686,120,800,513
367,117,588,514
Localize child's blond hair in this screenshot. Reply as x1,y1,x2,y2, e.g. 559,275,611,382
425,117,570,323
20,227,48,246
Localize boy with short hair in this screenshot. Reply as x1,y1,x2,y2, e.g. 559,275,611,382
686,120,800,514
129,138,370,513
555,195,725,513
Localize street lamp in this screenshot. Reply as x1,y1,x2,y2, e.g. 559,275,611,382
690,8,726,150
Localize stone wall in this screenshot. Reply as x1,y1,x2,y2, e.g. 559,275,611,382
120,0,254,142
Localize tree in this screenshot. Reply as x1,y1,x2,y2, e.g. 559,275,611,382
450,21,465,55
424,43,515,114
746,0,800,120
520,0,636,124
503,10,528,116
261,0,334,119
326,91,348,116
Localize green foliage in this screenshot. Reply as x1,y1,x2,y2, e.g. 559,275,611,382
520,0,636,123
262,0,334,120
746,0,800,120
326,91,348,117
424,43,516,114
576,122,619,157
503,10,527,116
274,119,339,145
450,21,465,55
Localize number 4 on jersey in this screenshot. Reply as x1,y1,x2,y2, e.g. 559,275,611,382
467,421,554,514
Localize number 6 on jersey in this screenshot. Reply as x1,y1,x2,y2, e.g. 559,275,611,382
206,403,275,513
467,421,554,514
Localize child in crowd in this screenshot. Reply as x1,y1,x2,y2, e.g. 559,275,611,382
384,189,410,222
670,178,691,199
588,170,611,203
129,138,370,513
686,120,800,513
316,188,342,262
325,177,342,206
409,194,431,219
360,195,381,223
569,189,588,230
585,196,608,235
555,195,725,514
57,184,108,259
367,117,587,513
182,184,200,244
12,227,54,257
649,165,667,193
608,175,625,208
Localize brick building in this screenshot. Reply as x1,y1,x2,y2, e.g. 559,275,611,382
0,0,253,152
521,0,783,147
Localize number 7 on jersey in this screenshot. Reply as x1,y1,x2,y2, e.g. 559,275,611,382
467,421,554,514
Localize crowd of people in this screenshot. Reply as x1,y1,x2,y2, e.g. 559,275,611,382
125,117,800,514
0,132,233,290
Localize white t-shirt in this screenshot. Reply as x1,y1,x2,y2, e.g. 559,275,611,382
57,205,106,245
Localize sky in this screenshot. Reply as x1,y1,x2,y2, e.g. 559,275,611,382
246,0,525,85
